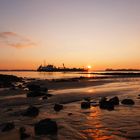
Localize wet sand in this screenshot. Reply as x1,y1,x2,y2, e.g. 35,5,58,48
0,77,140,140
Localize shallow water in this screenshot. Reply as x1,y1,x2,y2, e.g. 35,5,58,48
0,71,93,79
0,77,140,140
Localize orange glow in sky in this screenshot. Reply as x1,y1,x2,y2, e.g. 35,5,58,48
0,0,140,70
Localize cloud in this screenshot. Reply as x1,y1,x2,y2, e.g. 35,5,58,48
0,32,36,48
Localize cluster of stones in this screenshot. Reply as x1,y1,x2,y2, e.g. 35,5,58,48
80,96,135,111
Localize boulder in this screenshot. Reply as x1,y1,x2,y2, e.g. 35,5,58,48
42,96,48,100
81,101,91,109
99,97,114,110
22,106,39,117
121,99,135,105
27,91,46,97
109,96,119,105
42,94,53,99
34,118,58,135
84,97,91,102
41,87,48,92
27,84,48,93
45,93,53,97
1,122,15,132
54,104,63,112
27,84,41,91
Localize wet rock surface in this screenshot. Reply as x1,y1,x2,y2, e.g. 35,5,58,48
81,101,91,109
27,91,47,97
34,118,58,135
1,122,15,132
54,104,63,112
109,96,119,105
0,74,22,88
22,106,39,117
121,99,135,105
99,97,114,110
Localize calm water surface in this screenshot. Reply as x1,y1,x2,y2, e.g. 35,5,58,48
0,71,97,79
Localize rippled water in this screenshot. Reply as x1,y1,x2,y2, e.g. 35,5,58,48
0,71,92,79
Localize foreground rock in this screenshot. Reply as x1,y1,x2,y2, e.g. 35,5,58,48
81,101,91,109
121,99,135,105
0,74,22,88
1,122,15,132
99,97,114,110
22,106,39,117
54,104,63,112
19,127,30,140
27,84,48,92
26,83,49,97
34,118,58,135
109,96,119,105
27,91,47,97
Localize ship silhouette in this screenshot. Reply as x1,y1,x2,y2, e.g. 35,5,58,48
37,64,87,72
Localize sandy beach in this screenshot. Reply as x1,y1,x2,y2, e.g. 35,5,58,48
0,75,140,140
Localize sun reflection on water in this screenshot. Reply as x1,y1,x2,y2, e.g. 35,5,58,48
81,107,113,140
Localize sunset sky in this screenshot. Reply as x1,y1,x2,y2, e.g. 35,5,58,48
0,0,140,70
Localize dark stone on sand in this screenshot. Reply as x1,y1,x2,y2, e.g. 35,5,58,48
0,74,22,88
27,84,41,91
41,87,48,92
84,97,91,102
42,93,53,99
27,91,46,97
121,99,135,105
1,122,15,132
42,96,48,100
109,96,119,105
81,101,91,109
68,113,73,116
22,106,39,117
19,127,30,140
27,84,48,92
46,93,53,97
99,97,114,110
34,118,58,135
54,104,63,112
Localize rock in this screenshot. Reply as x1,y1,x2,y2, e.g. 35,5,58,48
42,94,53,99
34,118,58,135
27,84,41,91
19,127,30,140
54,104,63,112
84,97,91,102
121,99,135,105
46,93,53,97
0,74,22,88
81,101,91,109
68,113,73,116
22,106,39,117
1,122,15,132
27,91,46,97
99,97,114,110
42,96,48,100
27,84,48,93
41,87,48,92
109,96,119,105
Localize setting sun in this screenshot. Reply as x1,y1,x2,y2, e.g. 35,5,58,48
87,65,92,69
